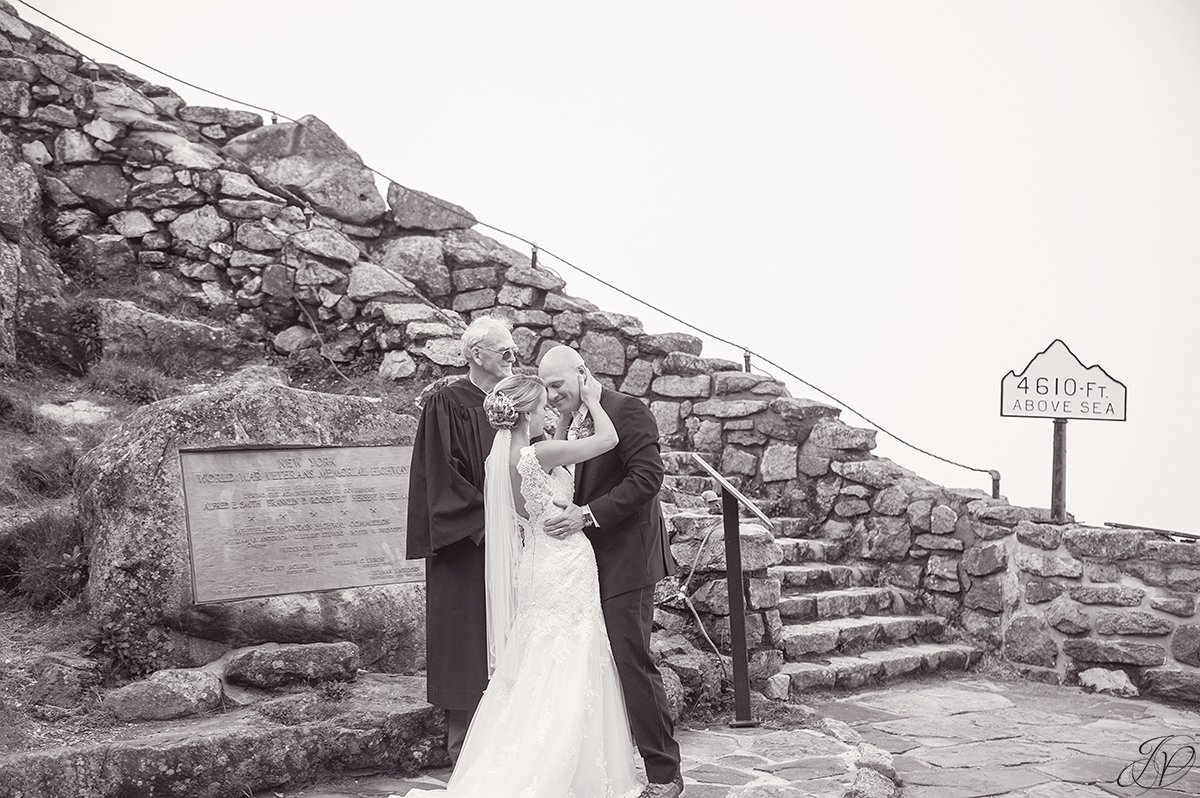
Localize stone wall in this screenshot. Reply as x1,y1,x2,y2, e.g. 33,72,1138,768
0,1,453,380
0,0,715,389
1002,524,1200,701
5,1,1200,702
622,361,1200,705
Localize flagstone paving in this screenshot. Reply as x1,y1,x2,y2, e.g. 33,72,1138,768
282,674,1200,798
280,725,872,797
811,676,1200,798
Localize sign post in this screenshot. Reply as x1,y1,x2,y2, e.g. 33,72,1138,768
1051,418,1067,523
1000,340,1126,523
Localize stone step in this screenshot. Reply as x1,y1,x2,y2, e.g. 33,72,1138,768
778,586,916,622
776,614,945,660
663,474,719,495
659,487,711,513
777,538,845,564
775,643,984,695
769,564,879,591
666,511,780,548
769,517,861,545
770,517,818,539
662,451,711,477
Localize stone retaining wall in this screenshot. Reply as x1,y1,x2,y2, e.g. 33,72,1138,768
638,364,1200,705
1002,524,1200,701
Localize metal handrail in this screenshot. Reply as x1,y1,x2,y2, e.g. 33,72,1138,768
1105,522,1200,541
689,454,774,530
676,452,766,727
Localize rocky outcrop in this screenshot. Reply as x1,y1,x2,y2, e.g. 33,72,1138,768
0,125,39,236
25,652,102,712
0,235,16,363
0,126,42,363
0,674,445,798
387,182,475,231
0,15,707,388
94,298,258,369
222,115,385,225
76,367,422,675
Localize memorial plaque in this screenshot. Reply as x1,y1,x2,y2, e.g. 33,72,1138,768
180,444,419,604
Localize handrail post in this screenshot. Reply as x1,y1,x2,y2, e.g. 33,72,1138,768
722,487,758,727
989,469,1001,500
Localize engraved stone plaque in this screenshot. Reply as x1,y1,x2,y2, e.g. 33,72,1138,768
180,444,419,604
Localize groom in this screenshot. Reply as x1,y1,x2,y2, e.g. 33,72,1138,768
539,346,684,798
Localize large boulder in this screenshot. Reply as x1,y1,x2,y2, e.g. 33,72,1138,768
373,235,450,298
103,668,224,721
178,105,263,130
225,642,360,687
0,237,16,364
76,367,423,676
0,130,39,237
222,115,386,225
94,299,257,370
386,183,475,232
0,130,35,364
70,233,136,279
59,164,130,215
10,280,73,376
26,652,103,711
1003,615,1058,667
0,130,65,366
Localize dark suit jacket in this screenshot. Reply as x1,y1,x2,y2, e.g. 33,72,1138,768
577,389,677,600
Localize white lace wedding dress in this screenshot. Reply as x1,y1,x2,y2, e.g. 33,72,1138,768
402,446,642,798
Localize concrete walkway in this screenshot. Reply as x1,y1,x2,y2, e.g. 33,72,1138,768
282,674,1200,798
812,676,1200,797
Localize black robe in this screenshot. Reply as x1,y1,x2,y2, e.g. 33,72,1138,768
407,377,495,711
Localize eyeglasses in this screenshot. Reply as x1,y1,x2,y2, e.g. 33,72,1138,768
476,346,518,361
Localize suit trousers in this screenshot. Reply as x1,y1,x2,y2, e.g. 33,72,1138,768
446,706,476,765
601,585,682,784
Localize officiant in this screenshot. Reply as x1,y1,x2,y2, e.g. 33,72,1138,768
406,316,517,764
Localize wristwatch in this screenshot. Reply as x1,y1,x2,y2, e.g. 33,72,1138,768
581,504,598,529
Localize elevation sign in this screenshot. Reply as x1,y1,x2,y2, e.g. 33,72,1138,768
999,340,1127,523
1000,339,1127,422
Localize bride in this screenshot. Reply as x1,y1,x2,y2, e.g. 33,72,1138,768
398,370,643,798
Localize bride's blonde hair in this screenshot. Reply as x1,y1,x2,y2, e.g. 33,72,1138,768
484,375,546,430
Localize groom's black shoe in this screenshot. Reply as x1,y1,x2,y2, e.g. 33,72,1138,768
640,777,684,798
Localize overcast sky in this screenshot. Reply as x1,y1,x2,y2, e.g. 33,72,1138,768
28,1,1200,532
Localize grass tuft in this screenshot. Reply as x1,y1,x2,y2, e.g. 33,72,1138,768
6,442,79,499
84,358,184,405
0,510,87,608
0,389,42,433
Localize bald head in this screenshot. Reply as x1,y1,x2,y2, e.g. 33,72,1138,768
538,345,588,413
539,345,584,371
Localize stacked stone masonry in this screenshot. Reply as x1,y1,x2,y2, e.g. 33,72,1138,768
3,0,1199,706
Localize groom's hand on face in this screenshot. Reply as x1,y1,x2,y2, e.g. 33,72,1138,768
544,499,584,539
